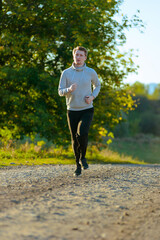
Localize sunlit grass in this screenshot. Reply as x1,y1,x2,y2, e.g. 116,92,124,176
109,136,160,164
0,140,144,167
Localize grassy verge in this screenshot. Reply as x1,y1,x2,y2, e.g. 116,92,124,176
0,141,144,167
109,136,160,164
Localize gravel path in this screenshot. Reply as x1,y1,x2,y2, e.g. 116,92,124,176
0,164,160,240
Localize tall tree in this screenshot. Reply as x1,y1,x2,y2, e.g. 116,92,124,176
0,0,143,142
131,81,149,97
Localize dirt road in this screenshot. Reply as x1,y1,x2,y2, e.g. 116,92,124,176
0,164,159,240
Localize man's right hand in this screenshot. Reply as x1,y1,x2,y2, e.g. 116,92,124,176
68,83,77,93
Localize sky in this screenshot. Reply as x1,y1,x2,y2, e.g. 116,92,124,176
119,0,160,85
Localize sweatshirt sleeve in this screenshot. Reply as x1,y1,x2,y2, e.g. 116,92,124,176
91,70,101,98
58,71,70,96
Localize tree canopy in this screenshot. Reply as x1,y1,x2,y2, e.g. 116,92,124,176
0,0,143,143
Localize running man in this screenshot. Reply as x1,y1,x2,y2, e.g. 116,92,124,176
58,46,101,176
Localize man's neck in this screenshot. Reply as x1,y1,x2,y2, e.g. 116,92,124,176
74,62,85,68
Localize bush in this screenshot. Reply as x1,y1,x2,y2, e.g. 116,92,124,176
139,112,157,135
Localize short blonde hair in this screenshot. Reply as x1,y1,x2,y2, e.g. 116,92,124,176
72,46,88,56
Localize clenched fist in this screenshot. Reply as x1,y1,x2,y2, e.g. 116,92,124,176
85,95,94,104
68,83,77,93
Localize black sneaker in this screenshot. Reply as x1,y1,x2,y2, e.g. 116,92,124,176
81,158,89,170
74,165,81,176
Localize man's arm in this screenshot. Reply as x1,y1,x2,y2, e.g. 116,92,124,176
58,71,69,96
91,70,101,98
85,70,101,104
58,71,77,96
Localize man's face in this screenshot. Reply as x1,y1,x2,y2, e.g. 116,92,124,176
73,50,87,67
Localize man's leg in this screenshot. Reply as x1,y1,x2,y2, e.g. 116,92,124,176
67,110,81,173
77,108,94,168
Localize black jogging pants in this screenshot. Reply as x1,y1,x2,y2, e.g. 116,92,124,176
67,107,94,165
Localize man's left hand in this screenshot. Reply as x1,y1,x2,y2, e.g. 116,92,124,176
85,96,94,104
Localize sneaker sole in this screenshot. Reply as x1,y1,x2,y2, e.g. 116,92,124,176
74,173,82,177
82,166,89,170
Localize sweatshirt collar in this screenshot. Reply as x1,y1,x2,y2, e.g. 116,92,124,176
72,63,86,71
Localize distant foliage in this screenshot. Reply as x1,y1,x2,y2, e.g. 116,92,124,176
114,82,160,137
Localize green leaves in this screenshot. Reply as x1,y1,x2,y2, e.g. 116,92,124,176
0,0,143,142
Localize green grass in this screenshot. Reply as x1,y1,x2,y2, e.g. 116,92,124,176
109,136,160,164
0,157,75,168
0,140,144,167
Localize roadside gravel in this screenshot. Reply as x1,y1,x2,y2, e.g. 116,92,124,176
0,164,159,240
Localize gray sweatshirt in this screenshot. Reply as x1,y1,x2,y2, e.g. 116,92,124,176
58,63,101,110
